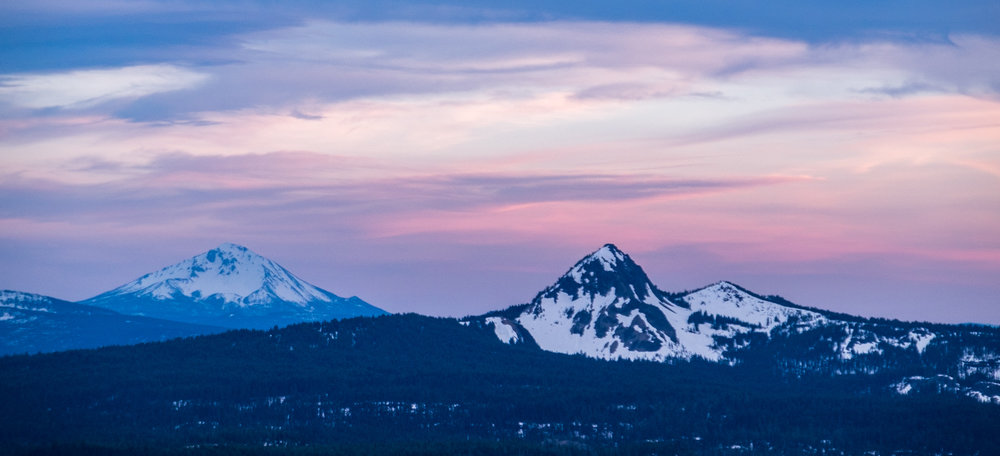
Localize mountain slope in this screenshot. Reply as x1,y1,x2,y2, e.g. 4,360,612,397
498,244,687,360
0,290,224,355
82,243,386,329
469,244,1000,403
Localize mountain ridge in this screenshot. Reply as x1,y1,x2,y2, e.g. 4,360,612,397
468,243,1000,404
1,290,225,355
5,242,999,405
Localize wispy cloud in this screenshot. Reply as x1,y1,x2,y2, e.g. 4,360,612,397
0,151,805,223
0,65,209,110
2,20,993,126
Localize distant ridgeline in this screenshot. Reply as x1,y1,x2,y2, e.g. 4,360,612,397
0,290,223,355
1,243,999,454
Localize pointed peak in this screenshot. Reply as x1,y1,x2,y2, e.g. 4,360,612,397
599,243,623,253
580,243,630,271
595,243,625,257
533,243,668,304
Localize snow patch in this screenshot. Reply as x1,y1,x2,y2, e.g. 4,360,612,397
852,342,879,356
0,291,54,312
486,317,520,344
967,390,1000,405
909,330,935,354
591,245,626,271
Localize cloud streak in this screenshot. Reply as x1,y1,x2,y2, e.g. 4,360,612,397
0,65,209,110
0,152,805,223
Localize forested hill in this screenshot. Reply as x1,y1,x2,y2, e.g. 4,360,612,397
2,314,998,456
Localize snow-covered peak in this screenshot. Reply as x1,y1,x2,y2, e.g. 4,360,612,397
103,243,335,306
582,244,628,272
81,244,387,329
679,281,824,330
565,244,634,280
543,244,667,304
506,245,686,361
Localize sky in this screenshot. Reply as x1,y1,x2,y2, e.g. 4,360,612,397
1,0,998,324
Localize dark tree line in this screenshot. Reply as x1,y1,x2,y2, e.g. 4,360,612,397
1,314,998,455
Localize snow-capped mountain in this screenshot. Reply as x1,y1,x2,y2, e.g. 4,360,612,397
1,290,224,355
475,244,831,361
469,244,1000,403
484,244,687,361
82,243,386,329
